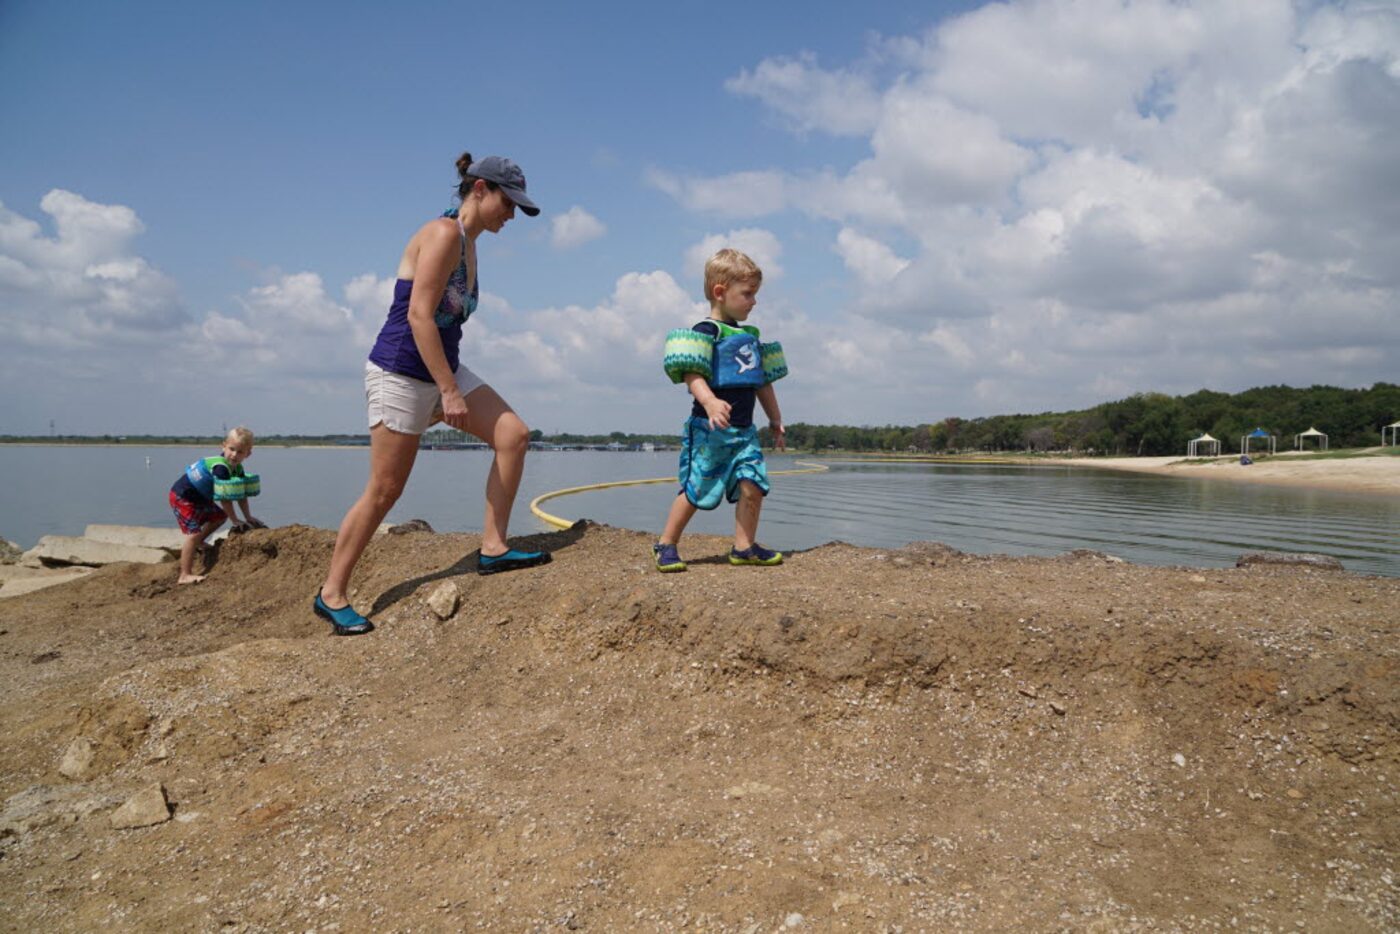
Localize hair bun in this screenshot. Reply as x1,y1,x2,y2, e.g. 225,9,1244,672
455,151,475,178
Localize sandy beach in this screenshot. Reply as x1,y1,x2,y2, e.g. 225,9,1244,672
1057,450,1400,496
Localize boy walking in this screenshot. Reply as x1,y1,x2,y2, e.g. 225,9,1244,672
654,249,789,572
168,426,264,584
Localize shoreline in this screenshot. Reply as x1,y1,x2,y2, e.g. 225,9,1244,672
1049,451,1400,496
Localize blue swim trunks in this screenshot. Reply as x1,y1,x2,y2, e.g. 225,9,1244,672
679,416,770,510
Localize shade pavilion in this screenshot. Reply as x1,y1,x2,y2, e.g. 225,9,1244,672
1187,433,1221,457
1294,427,1328,451
1241,427,1276,456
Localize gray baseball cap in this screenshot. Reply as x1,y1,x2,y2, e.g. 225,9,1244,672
468,155,540,216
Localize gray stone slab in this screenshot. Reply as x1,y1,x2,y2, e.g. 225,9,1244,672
83,524,183,551
0,565,95,598
23,536,171,568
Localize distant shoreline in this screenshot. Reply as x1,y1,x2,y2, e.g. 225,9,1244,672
1045,451,1400,497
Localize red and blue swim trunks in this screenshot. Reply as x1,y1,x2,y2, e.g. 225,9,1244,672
169,489,225,535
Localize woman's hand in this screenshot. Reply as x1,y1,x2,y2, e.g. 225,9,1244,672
440,390,471,430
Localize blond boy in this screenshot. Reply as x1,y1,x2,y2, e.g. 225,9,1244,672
168,426,264,583
654,249,789,571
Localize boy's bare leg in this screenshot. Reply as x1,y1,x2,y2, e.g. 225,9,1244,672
734,480,764,551
463,385,530,557
320,425,420,608
178,517,226,584
660,491,698,545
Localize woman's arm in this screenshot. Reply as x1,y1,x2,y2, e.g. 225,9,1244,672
405,220,471,429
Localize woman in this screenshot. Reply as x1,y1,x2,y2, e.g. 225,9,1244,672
315,152,550,635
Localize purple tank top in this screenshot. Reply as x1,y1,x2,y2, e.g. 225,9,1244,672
367,215,479,383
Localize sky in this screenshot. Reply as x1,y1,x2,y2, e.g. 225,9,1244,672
1,0,1397,437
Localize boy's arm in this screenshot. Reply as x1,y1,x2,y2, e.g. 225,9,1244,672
757,384,785,451
684,373,731,430
237,498,263,526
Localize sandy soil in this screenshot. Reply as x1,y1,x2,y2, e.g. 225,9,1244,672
0,523,1396,932
1056,451,1400,496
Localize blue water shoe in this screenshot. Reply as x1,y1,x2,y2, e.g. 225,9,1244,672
313,591,375,636
477,548,552,575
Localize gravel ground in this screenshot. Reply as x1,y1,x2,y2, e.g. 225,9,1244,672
0,523,1395,932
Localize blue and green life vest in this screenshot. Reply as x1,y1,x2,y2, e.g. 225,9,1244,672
184,456,261,502
663,321,788,387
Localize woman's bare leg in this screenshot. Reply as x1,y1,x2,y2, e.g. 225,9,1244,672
463,385,530,556
319,424,421,607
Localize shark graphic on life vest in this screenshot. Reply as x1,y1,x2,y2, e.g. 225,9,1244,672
734,344,758,374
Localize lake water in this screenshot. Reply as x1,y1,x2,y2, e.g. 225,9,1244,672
2,445,1397,577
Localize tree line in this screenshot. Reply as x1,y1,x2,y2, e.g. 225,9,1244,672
6,384,1395,456
759,383,1400,456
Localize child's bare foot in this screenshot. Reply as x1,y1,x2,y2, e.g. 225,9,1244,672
177,573,206,585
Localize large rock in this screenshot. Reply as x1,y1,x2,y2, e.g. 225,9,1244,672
0,536,21,565
110,784,170,829
83,525,183,551
21,536,171,568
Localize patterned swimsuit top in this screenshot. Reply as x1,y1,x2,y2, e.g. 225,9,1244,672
433,210,479,328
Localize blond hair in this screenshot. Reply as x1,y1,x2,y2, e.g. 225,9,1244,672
226,426,255,451
703,249,762,303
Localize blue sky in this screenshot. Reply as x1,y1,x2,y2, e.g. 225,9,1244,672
2,0,1397,437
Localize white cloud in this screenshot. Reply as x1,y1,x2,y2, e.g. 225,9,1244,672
0,190,186,345
645,0,1400,421
726,51,882,135
865,83,1034,206
646,168,793,218
549,206,607,249
683,229,785,284
834,228,908,286
0,190,405,431
460,270,709,430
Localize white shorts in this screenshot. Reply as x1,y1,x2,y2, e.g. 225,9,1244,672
365,361,488,435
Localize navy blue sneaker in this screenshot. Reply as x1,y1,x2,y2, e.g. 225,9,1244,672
653,542,686,573
313,591,375,636
729,544,783,566
477,548,552,575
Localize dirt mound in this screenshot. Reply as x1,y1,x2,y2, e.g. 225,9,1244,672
0,524,1396,931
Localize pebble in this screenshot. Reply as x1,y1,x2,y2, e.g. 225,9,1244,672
426,582,460,621
785,913,805,928
1172,753,1187,768
110,783,171,829
58,737,95,779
